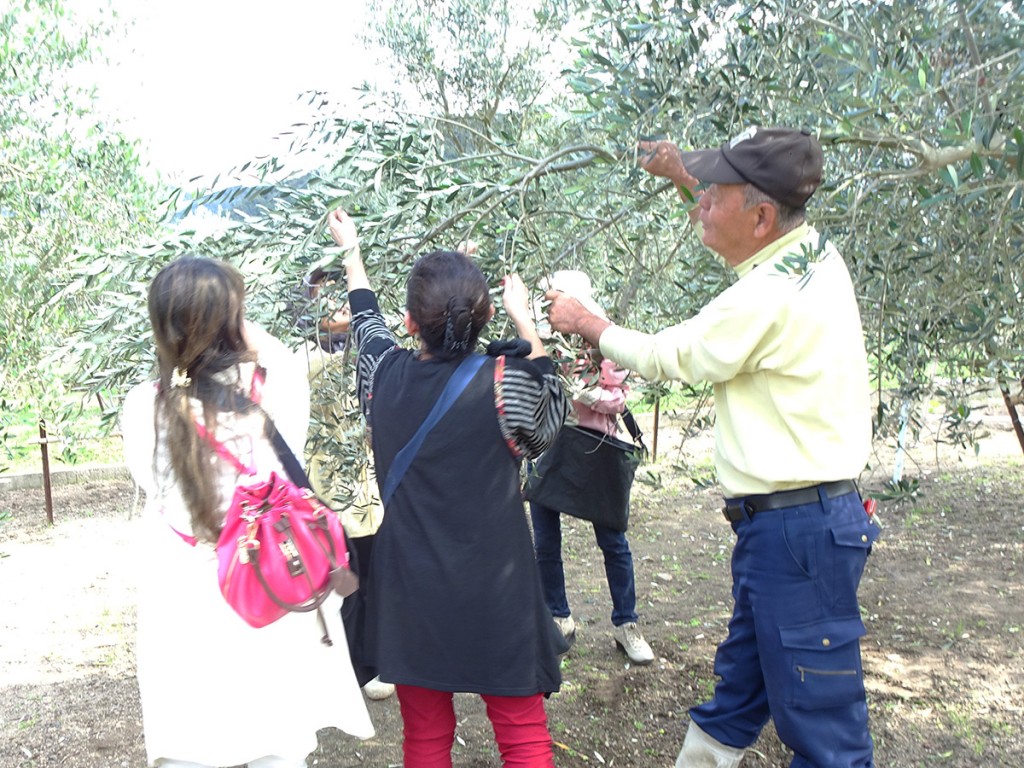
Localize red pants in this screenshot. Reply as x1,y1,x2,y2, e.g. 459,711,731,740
395,684,554,767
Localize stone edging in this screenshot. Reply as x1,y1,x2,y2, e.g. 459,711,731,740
0,464,131,493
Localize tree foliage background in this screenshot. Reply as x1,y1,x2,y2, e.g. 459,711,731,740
48,0,1024,504
0,0,157,469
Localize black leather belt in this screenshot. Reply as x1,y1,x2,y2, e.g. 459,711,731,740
722,480,859,523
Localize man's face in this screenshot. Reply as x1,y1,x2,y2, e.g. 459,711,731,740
697,183,761,267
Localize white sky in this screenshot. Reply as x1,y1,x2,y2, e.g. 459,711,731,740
87,0,378,185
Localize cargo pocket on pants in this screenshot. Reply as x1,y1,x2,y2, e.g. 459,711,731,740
831,515,880,554
779,616,866,710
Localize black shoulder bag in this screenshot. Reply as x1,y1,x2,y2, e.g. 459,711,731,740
523,407,647,533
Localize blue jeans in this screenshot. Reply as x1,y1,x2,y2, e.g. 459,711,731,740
690,487,878,768
529,501,638,627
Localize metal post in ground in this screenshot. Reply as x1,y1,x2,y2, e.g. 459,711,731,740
999,379,1024,458
651,396,660,464
39,420,54,525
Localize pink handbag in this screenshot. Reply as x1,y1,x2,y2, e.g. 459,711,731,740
187,371,358,640
216,470,358,630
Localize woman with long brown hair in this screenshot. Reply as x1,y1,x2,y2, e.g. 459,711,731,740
122,256,373,768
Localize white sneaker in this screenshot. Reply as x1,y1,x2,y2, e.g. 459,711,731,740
554,615,576,650
362,676,395,700
612,622,654,665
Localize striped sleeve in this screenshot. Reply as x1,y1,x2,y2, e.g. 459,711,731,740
496,356,570,460
348,288,399,419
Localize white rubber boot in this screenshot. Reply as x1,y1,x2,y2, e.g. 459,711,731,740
675,722,746,768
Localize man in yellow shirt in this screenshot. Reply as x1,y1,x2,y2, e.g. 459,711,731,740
546,127,879,768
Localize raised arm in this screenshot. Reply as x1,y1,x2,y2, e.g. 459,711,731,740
502,273,547,359
325,207,398,417
327,208,369,292
638,140,702,221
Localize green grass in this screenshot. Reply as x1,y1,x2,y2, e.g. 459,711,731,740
627,383,709,415
2,397,123,473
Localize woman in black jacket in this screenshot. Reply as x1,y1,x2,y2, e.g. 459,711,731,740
328,208,569,767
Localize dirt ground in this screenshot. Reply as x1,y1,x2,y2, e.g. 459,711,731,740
1,398,1022,768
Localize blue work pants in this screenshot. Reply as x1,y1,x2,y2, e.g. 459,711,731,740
690,487,879,767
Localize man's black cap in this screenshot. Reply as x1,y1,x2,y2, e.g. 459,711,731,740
681,127,823,208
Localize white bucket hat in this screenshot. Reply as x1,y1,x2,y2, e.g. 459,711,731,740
540,270,607,320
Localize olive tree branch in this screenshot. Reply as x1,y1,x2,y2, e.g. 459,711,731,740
554,180,675,265
412,146,616,249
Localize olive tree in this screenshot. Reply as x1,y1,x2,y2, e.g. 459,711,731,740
347,0,1023,462
65,0,1022,502
0,0,158,468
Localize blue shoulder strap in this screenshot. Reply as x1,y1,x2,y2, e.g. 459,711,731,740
381,353,488,506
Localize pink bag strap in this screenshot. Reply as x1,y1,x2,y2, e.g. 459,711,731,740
162,412,257,545
192,366,266,476
249,364,266,403
156,367,266,546
167,522,199,547
194,422,257,476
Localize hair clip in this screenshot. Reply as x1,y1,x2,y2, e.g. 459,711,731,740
170,367,192,389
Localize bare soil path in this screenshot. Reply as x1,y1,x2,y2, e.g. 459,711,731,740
1,402,1021,767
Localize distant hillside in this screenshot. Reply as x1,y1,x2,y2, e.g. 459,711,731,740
172,172,315,222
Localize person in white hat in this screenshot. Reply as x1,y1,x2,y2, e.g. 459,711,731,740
528,270,654,666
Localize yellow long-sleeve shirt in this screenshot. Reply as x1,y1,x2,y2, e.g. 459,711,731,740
601,224,871,497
